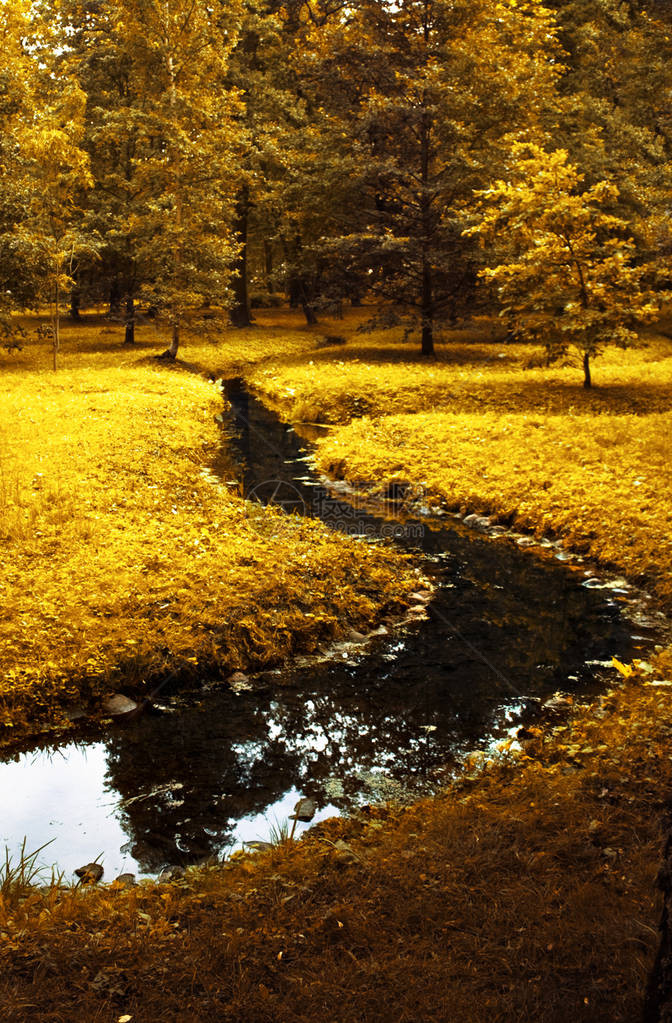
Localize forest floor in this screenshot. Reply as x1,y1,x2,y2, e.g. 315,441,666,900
2,307,672,1021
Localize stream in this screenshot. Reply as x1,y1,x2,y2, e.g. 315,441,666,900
0,380,660,881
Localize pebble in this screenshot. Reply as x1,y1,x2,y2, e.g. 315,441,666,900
229,672,253,693
75,862,104,884
103,693,139,717
158,865,186,882
114,873,136,888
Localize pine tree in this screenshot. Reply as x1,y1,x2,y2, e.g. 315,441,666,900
0,1,38,343
0,2,94,366
56,0,245,356
291,0,564,354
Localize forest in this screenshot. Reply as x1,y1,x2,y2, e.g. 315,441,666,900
1,0,672,381
3,2,672,1022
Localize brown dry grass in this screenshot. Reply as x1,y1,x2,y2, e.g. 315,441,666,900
1,660,670,1022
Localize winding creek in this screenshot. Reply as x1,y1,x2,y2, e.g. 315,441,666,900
0,380,664,881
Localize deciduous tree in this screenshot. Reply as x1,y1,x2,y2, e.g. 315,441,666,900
468,145,659,388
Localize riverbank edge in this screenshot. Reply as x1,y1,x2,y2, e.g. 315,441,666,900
3,324,672,1020
0,330,421,752
3,657,671,1021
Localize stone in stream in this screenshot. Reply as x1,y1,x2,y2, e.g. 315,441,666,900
102,693,139,717
65,705,88,722
114,873,136,888
158,865,186,882
229,671,253,693
543,694,573,716
463,513,491,531
244,840,275,853
75,862,104,884
290,797,317,823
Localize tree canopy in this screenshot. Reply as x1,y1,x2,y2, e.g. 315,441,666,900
0,0,669,380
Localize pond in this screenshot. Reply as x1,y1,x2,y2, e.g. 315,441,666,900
0,380,654,881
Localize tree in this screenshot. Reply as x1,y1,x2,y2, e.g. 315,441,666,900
0,3,94,366
291,0,564,354
468,145,659,388
21,84,94,369
223,1,356,329
545,0,672,284
224,2,288,328
57,0,245,356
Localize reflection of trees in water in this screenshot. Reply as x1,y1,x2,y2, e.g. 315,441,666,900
103,567,629,875
103,668,460,874
100,385,633,873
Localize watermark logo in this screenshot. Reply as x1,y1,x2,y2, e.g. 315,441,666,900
246,478,425,541
246,480,307,516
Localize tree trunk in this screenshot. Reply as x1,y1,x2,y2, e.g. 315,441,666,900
108,278,122,318
124,295,135,345
288,272,318,324
160,321,179,360
52,271,60,372
302,299,318,325
583,352,592,389
419,59,435,358
70,290,81,320
288,274,301,308
264,239,275,294
421,259,434,356
229,186,251,327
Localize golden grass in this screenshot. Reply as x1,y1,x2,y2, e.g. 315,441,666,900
1,659,670,1022
0,312,416,742
2,307,672,1022
247,312,672,606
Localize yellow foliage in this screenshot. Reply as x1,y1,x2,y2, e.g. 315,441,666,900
250,313,672,606
0,311,415,742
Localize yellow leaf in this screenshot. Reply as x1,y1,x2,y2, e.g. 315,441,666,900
612,656,634,678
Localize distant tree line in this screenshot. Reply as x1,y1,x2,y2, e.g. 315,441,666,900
1,0,671,382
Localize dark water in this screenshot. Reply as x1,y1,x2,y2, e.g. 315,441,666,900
0,381,648,880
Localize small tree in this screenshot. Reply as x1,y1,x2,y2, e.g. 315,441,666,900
468,145,659,388
20,82,94,369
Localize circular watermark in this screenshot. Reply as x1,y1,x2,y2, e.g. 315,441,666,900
246,479,307,516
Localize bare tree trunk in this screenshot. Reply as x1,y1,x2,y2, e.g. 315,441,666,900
169,321,179,358
302,296,318,325
230,185,251,327
52,270,60,371
108,278,122,318
419,19,435,358
583,352,592,389
264,238,275,294
124,295,135,345
70,289,81,320
421,260,434,356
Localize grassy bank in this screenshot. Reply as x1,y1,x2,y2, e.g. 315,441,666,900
250,318,672,607
0,312,417,744
2,657,671,1022
2,308,672,1021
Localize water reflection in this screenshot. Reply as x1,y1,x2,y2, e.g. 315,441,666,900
0,381,640,877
